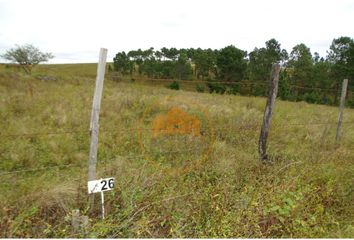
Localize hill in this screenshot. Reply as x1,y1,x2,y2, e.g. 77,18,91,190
0,64,353,237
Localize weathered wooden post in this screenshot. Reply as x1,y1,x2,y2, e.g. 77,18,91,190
258,63,280,162
336,79,348,141
88,48,108,211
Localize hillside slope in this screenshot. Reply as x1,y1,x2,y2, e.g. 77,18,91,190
0,65,353,237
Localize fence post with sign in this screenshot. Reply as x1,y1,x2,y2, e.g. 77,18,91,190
88,177,115,219
88,48,108,212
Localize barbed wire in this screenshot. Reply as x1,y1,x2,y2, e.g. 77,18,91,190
0,163,82,176
2,126,353,177
2,72,354,177
2,64,353,93
0,127,197,138
2,133,352,180
0,129,88,138
286,85,338,92
278,121,354,126
113,77,354,94
1,120,354,139
130,78,269,86
0,146,209,177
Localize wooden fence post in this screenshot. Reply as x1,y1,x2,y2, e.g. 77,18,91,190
258,63,280,162
336,79,348,141
88,48,108,211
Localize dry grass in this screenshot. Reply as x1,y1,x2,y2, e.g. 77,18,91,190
0,64,353,237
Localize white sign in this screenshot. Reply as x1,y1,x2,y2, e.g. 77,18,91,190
88,177,115,194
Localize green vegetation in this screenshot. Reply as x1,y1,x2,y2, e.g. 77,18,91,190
167,80,180,90
0,63,353,237
248,39,287,97
1,44,53,74
112,37,354,107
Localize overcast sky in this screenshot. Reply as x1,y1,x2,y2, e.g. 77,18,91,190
0,0,354,63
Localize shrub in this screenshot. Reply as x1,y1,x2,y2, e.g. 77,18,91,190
168,81,180,90
207,81,226,94
196,84,205,93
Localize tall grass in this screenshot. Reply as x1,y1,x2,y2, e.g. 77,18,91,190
0,64,353,237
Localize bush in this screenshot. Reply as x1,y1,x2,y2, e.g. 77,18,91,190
320,94,335,105
303,91,320,104
347,98,354,107
196,84,205,93
251,84,267,97
225,84,241,95
207,81,226,94
168,81,180,90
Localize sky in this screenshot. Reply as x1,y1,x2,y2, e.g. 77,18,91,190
0,0,354,63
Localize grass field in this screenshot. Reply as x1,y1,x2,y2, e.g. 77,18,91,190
0,63,353,237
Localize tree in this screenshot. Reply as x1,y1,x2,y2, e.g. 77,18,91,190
248,39,287,82
311,57,333,104
192,48,217,79
264,38,288,65
248,47,269,96
327,36,354,82
287,43,313,86
142,47,154,61
113,51,133,75
326,37,354,104
155,50,163,61
161,47,179,61
312,54,331,88
128,49,144,74
285,43,314,101
175,52,192,80
1,44,53,74
216,45,247,81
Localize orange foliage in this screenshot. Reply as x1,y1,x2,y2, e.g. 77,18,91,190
152,107,201,137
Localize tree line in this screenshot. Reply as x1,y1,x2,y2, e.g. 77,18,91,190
113,37,354,107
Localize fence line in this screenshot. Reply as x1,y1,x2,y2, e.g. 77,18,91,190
1,120,354,139
103,147,210,163
0,129,88,138
113,77,354,94
134,78,269,86
2,128,353,177
1,74,353,178
66,73,353,94
0,147,210,177
2,68,353,94
2,119,351,173
0,163,80,176
3,55,353,226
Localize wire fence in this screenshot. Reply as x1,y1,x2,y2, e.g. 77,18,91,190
1,74,353,238
3,58,354,239
0,163,80,176
0,146,211,177
1,120,353,176
2,59,354,94
1,120,354,139
113,77,354,94
1,73,354,179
